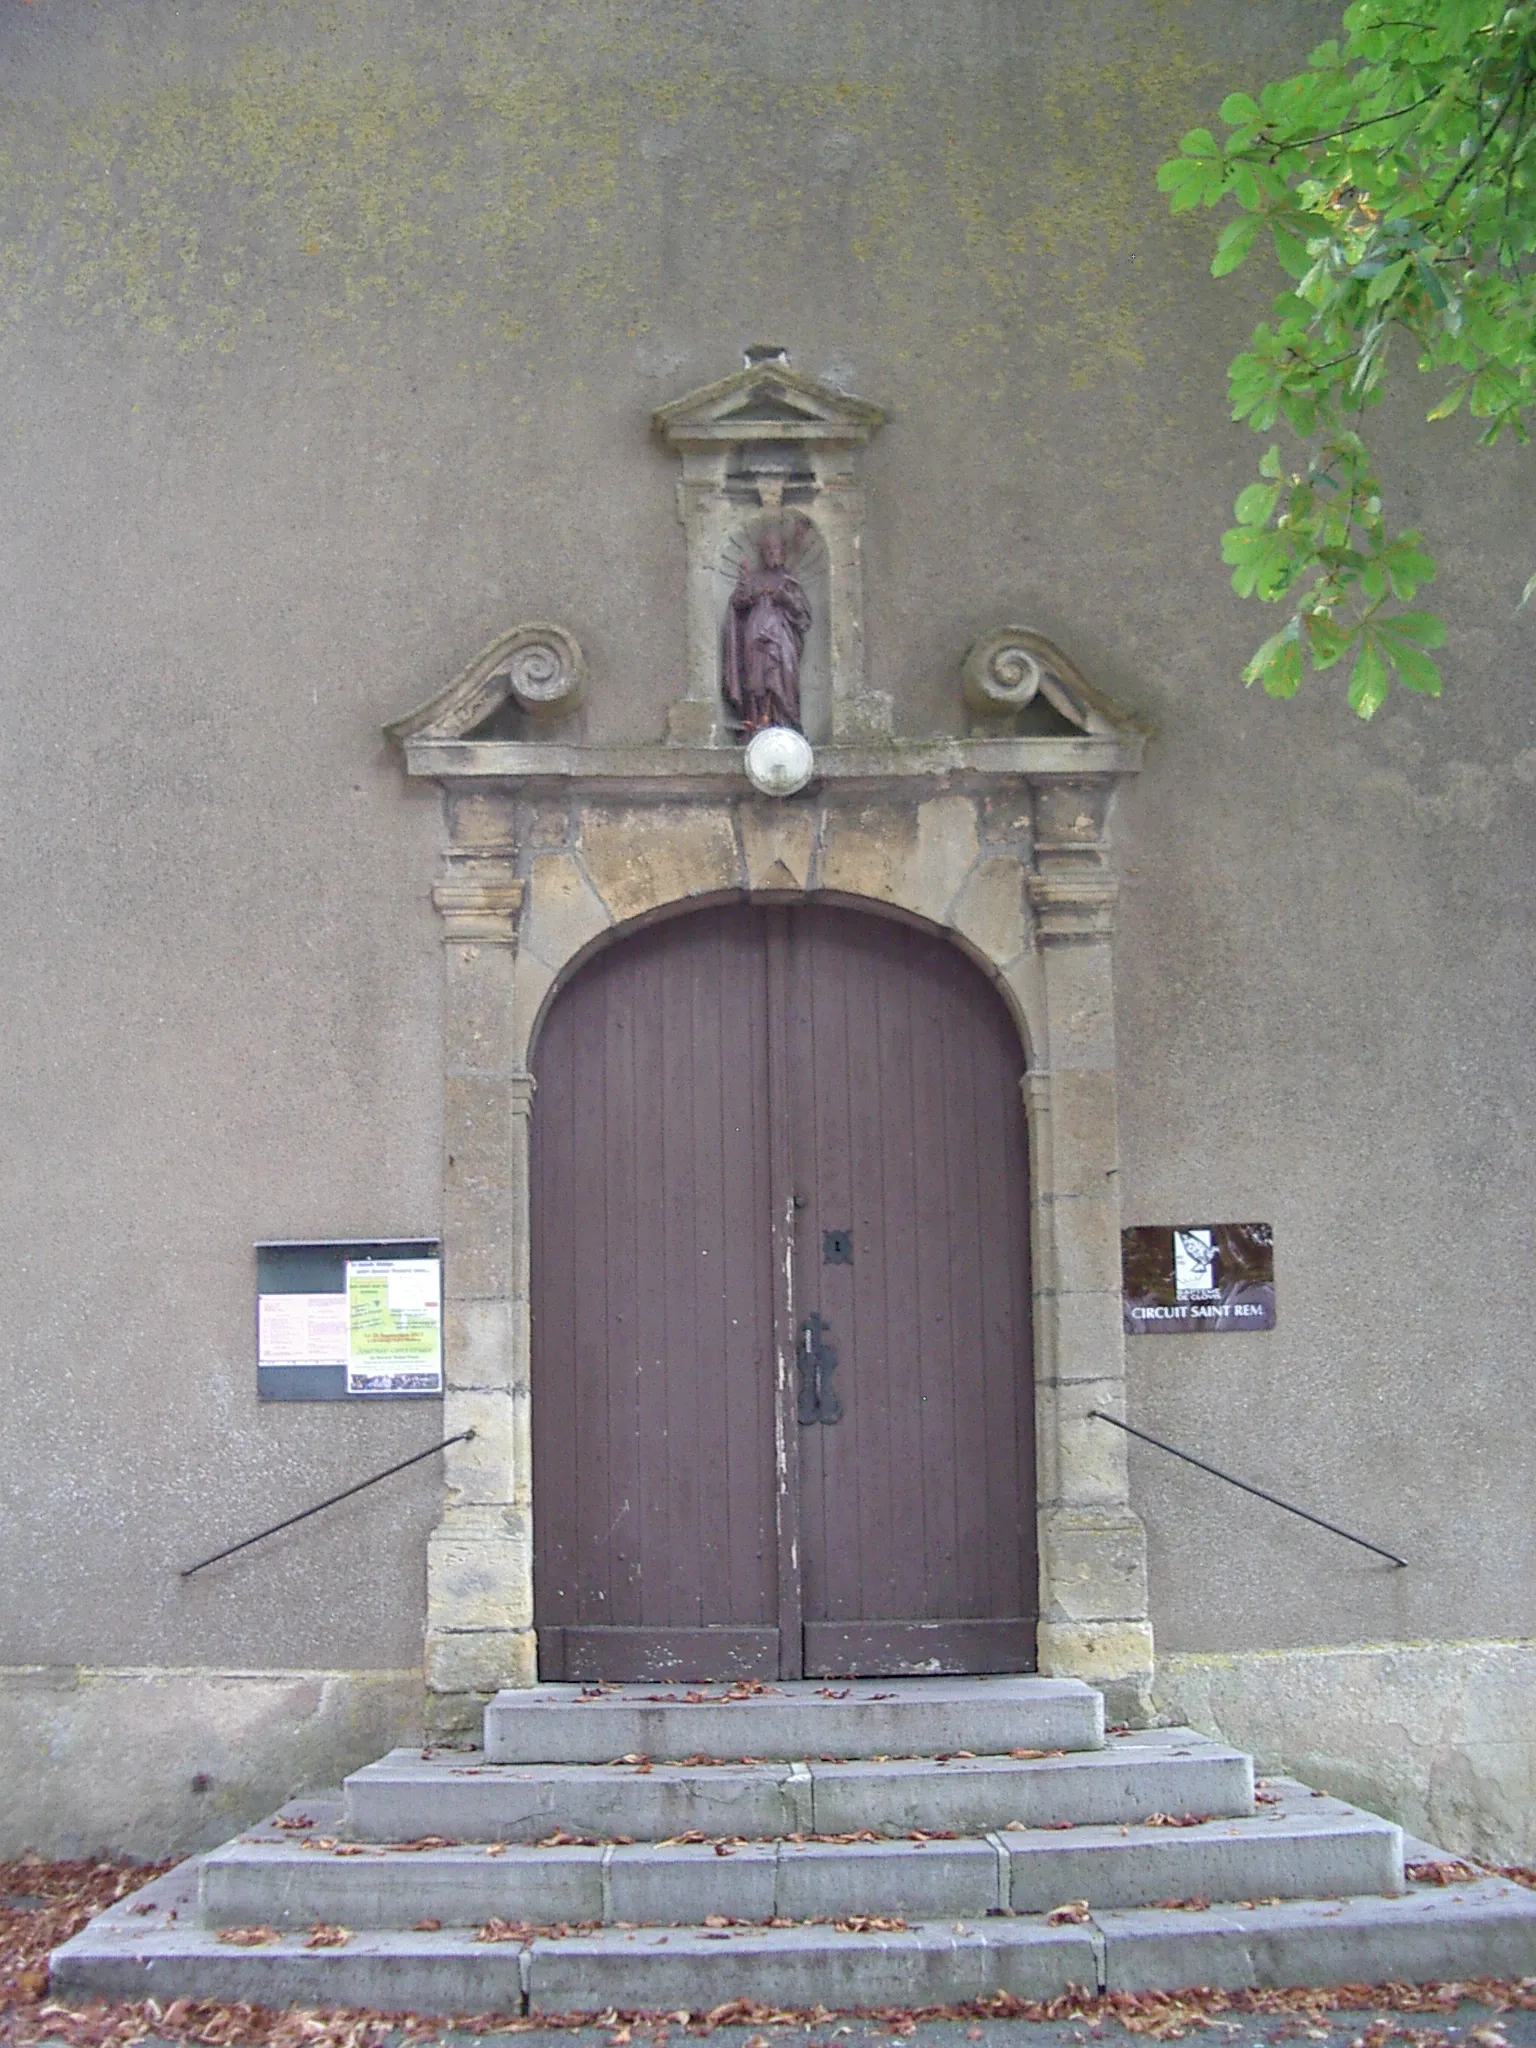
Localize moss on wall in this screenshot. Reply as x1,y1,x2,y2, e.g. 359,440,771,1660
0,0,1233,391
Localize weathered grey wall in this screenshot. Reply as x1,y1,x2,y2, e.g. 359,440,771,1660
1,0,1532,1841
1155,1641,1536,1868
0,1667,421,1860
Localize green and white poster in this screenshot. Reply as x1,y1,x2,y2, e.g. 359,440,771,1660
345,1257,443,1394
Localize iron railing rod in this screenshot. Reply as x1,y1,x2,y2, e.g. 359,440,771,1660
1088,1410,1407,1567
181,1429,476,1578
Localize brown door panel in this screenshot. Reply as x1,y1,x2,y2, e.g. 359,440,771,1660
545,1626,781,1683
532,903,1036,1683
803,1619,1040,1678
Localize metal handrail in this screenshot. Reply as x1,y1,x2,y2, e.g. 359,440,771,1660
1089,1410,1407,1567
182,1429,476,1577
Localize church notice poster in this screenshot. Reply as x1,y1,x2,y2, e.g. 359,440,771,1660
1121,1222,1275,1334
345,1258,443,1395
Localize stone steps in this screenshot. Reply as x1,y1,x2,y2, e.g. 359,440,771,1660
199,1782,1401,1930
342,1728,1254,1844
482,1677,1104,1764
52,1850,1536,2011
48,1679,1536,2009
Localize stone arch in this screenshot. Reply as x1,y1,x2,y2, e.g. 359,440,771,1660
505,792,1047,1083
519,884,1043,1083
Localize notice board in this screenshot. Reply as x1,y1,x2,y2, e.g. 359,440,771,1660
256,1240,442,1399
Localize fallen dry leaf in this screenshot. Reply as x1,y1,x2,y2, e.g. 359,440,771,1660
475,1916,533,1943
1045,1899,1093,1925
1405,1858,1480,1885
303,1925,351,1949
214,1926,281,1946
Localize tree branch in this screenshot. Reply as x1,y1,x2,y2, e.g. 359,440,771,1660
1252,91,1446,153
1437,55,1530,206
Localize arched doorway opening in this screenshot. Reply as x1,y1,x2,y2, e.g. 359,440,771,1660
530,901,1037,1681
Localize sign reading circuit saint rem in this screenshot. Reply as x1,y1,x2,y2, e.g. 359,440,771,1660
1121,1223,1275,1334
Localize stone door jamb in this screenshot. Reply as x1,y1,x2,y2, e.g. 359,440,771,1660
390,706,1153,1729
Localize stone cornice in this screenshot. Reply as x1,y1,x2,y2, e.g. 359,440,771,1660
400,733,1145,791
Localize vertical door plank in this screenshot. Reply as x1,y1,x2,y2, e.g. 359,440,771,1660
657,928,700,1626
765,911,803,1675
907,942,961,1618
939,988,990,1615
570,962,616,1625
722,918,776,1629
863,921,912,1623
628,934,668,1628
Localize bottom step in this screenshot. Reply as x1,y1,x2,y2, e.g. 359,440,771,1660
50,1852,1536,2013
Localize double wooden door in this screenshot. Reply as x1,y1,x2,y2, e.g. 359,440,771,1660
531,902,1037,1680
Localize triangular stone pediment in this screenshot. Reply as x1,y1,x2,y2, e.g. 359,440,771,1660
654,360,885,448
717,391,824,425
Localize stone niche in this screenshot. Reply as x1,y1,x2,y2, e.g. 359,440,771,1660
652,351,888,746
389,619,1153,1730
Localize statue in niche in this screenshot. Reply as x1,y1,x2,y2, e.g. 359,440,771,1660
723,517,813,734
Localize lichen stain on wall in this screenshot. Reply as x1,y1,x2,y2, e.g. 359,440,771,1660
939,19,1223,390
0,0,1226,393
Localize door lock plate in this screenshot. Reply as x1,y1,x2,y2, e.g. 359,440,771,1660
797,1312,842,1425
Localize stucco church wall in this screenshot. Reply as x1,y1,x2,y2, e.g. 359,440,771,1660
0,0,1531,1854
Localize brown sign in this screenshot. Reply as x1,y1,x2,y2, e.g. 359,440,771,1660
1122,1223,1275,1334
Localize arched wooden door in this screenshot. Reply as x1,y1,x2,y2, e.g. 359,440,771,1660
531,902,1036,1680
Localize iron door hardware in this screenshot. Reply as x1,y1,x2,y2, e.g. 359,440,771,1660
823,1228,853,1265
797,1312,842,1425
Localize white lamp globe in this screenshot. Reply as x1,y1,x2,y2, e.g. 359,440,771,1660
744,724,815,797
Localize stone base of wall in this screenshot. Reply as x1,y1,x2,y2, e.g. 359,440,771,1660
1154,1638,1536,1867
0,1666,423,1861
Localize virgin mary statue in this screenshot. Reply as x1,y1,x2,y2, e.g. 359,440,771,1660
723,521,812,734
